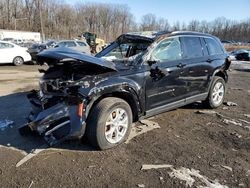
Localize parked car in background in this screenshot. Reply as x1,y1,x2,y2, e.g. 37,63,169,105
231,49,250,61
221,40,232,46
13,39,24,45
0,41,31,65
20,31,231,149
28,40,56,61
3,38,14,42
55,40,91,54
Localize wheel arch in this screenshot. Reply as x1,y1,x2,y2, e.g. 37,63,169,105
214,70,228,83
86,90,142,123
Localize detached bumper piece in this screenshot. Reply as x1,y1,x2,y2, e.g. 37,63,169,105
19,90,86,146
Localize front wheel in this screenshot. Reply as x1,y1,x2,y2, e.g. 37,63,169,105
13,56,24,66
86,97,133,150
203,76,226,108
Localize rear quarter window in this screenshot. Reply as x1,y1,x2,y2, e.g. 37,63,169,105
204,38,224,55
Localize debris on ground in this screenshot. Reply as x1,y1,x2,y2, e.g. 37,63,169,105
223,119,242,126
246,170,250,177
222,107,229,110
196,110,229,120
244,126,250,130
141,164,173,170
16,145,48,167
229,87,243,91
28,181,34,188
126,120,160,143
244,114,250,119
221,165,233,172
169,167,228,188
239,183,245,187
0,119,14,131
238,119,250,125
196,110,217,115
137,184,145,188
223,101,238,106
141,164,228,187
230,132,242,138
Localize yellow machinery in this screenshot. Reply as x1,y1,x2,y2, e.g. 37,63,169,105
79,32,106,53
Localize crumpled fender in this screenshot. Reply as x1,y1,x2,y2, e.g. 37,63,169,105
78,75,144,118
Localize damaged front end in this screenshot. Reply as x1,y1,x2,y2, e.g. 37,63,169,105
19,47,117,146
22,90,87,146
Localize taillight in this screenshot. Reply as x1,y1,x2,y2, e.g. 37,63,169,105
77,102,84,117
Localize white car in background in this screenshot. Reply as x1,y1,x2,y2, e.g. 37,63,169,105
0,41,31,65
55,40,91,54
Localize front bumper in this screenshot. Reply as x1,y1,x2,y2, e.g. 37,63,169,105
19,90,86,146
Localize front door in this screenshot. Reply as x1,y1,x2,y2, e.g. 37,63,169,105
145,37,188,111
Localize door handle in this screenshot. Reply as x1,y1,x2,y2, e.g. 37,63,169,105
177,63,186,68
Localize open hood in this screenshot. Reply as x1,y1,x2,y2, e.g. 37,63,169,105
36,47,117,71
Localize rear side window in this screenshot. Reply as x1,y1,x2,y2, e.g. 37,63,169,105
204,38,224,55
57,42,66,47
181,37,203,58
77,41,87,46
65,41,77,47
0,43,14,49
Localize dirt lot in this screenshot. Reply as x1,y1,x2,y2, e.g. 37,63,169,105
0,62,250,188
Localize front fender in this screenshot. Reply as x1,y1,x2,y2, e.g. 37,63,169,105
78,76,144,118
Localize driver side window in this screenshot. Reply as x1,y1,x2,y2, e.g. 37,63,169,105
151,37,182,62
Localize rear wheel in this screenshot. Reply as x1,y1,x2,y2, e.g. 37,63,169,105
86,97,132,150
203,76,226,108
13,56,24,66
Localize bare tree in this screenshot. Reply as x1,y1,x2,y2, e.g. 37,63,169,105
0,1,249,42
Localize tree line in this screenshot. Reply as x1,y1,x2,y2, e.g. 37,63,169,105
0,0,249,42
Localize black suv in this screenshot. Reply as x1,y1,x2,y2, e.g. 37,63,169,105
20,31,230,150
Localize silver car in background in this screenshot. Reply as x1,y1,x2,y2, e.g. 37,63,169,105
55,40,91,54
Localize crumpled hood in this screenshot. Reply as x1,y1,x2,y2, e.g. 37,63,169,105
36,47,117,71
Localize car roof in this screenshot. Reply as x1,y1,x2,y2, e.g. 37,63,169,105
124,30,215,40
58,40,76,43
0,41,17,45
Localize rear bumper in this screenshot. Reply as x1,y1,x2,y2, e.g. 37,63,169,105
20,90,86,146
23,52,32,62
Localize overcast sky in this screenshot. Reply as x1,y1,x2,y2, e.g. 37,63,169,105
67,0,250,24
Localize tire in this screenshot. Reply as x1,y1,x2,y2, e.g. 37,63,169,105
13,56,24,66
203,76,226,108
86,97,133,150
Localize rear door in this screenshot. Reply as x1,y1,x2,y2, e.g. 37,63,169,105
180,36,213,97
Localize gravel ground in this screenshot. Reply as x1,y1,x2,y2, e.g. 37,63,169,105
0,62,249,188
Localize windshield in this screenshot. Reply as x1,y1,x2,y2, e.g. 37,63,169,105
101,42,151,65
